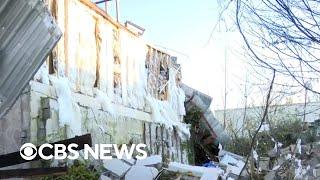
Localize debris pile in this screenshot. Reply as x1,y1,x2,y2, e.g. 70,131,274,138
98,149,248,180
155,150,247,180
252,139,320,179
100,155,162,180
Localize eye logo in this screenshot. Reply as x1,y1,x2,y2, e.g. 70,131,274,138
20,143,37,160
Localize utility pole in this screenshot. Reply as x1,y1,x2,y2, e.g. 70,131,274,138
242,75,248,136
223,39,227,129
105,1,108,13
94,0,117,20
303,82,310,125
115,0,120,22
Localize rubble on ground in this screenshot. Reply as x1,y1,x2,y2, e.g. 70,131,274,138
94,139,318,180
250,140,320,179
100,155,162,180
99,152,248,180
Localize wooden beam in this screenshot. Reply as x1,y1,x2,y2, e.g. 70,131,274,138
78,0,138,36
0,167,67,179
0,134,92,168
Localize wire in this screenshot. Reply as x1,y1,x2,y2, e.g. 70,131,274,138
203,0,234,47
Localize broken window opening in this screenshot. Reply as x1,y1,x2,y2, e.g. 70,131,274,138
145,47,170,100
48,52,55,74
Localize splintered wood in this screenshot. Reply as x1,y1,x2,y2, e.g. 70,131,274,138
146,46,171,100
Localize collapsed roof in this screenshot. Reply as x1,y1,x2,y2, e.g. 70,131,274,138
182,84,230,145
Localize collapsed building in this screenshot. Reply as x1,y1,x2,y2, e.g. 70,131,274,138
0,0,189,165
0,0,233,179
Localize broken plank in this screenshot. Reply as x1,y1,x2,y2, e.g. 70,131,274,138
0,167,67,179
0,134,92,168
150,123,157,155
144,122,151,154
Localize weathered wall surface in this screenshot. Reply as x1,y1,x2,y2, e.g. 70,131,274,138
0,92,31,169
28,81,145,145
0,93,30,153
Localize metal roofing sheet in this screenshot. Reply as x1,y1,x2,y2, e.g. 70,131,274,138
182,83,230,144
0,0,62,118
182,83,212,112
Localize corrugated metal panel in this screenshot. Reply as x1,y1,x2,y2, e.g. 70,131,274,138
203,109,230,145
0,0,62,118
182,84,212,112
182,83,230,144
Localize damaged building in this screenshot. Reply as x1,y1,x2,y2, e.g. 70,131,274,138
0,0,233,179
0,0,190,163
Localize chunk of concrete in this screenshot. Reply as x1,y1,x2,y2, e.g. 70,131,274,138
125,165,158,180
313,164,320,177
200,168,220,180
135,155,162,166
100,174,112,180
103,159,131,177
220,154,245,176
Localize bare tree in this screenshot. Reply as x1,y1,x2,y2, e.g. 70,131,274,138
223,1,320,177
234,0,320,94
239,70,276,177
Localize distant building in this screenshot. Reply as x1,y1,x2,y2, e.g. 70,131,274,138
310,119,320,138
214,102,320,137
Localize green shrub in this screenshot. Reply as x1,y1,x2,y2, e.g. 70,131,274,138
42,161,100,180
226,119,315,156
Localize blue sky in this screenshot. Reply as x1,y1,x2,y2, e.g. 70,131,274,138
108,0,219,52
97,0,249,110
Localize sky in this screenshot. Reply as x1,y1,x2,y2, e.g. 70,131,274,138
97,0,250,110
